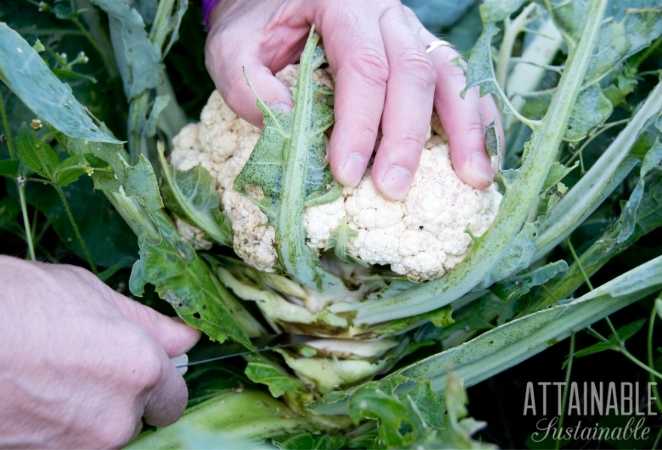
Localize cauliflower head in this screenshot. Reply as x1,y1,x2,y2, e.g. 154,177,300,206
171,66,502,281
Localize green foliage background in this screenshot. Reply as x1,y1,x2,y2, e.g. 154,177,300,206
0,1,661,449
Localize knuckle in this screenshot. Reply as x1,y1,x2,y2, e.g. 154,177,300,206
466,120,484,135
133,348,164,390
397,49,436,88
401,5,418,21
348,47,390,88
389,131,427,151
58,263,95,284
328,3,361,29
119,329,164,390
351,116,380,144
96,411,140,448
334,114,379,152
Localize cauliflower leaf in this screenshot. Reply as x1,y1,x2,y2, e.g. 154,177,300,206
234,38,334,213
158,143,232,246
0,23,120,144
234,30,342,292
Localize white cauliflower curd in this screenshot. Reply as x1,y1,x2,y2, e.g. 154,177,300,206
171,67,502,281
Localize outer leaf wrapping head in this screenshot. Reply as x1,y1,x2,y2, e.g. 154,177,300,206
234,30,342,292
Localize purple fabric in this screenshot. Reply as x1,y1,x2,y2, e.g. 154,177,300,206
202,0,220,26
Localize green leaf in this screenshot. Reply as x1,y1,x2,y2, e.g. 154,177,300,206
316,256,662,415
603,70,638,106
233,104,292,206
328,223,359,263
234,30,340,292
0,197,19,230
53,0,75,20
481,221,539,286
26,176,138,268
585,20,629,82
534,81,662,260
546,0,589,39
126,390,309,449
479,0,526,23
573,319,646,360
124,154,164,211
530,161,662,313
273,433,347,450
398,257,662,388
158,143,232,246
617,138,662,243
463,23,500,97
134,0,158,24
144,95,170,138
56,136,127,192
370,305,454,337
245,355,307,398
656,297,662,320
161,0,189,56
234,43,333,209
0,159,18,178
0,23,120,144
52,154,89,187
217,264,350,336
55,135,263,347
346,377,492,449
433,374,494,449
565,85,613,142
89,0,161,99
543,161,578,192
349,387,417,448
16,127,60,179
129,212,263,349
549,0,662,80
492,260,569,302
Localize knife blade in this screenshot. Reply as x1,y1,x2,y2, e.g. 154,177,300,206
175,335,312,369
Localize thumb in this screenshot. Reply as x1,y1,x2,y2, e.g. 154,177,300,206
110,293,201,357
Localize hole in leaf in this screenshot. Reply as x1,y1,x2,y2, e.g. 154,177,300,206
398,421,414,436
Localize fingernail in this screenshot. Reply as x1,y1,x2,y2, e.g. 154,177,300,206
459,153,494,189
339,152,367,186
380,165,413,200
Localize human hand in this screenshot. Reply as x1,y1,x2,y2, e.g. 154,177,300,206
0,257,200,449
205,0,502,200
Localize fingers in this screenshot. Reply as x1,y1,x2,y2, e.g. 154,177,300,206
205,0,500,193
143,350,189,427
205,35,292,126
110,292,201,358
371,5,435,200
324,12,388,187
423,37,495,189
216,60,293,126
